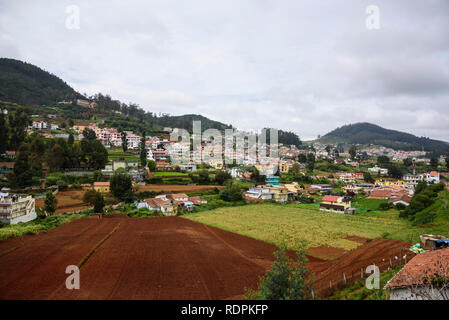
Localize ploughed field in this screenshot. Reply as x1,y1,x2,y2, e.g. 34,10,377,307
0,214,413,299
0,217,282,299
35,190,91,214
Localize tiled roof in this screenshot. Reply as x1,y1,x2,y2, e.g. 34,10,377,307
322,195,340,202
93,182,110,186
170,193,188,200
385,248,449,289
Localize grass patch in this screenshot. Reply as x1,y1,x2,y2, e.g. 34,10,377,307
152,171,188,177
352,198,388,210
185,203,449,250
329,265,403,300
0,211,92,241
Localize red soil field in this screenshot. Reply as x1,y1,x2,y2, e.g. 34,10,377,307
51,217,282,300
0,218,120,299
311,238,414,297
0,217,284,300
0,216,413,300
35,190,91,214
307,246,346,260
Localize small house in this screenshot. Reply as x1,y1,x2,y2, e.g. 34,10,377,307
93,182,110,193
384,248,449,300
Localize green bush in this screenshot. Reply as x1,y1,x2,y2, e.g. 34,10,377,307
412,211,437,226
246,245,314,300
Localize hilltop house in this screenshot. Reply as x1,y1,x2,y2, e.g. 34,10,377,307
0,193,37,224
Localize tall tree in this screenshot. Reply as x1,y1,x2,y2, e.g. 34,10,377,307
68,133,74,145
147,160,156,172
403,158,413,167
8,107,31,150
121,131,128,152
446,154,449,171
8,144,33,187
44,191,58,215
306,153,315,171
349,145,357,159
377,155,390,167
82,128,96,141
88,140,108,169
289,162,301,176
140,134,147,166
110,171,133,202
0,111,8,153
45,144,65,172
430,157,439,170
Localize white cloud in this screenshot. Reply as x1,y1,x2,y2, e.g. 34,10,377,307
1,0,448,141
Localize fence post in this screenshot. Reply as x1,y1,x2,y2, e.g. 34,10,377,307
330,280,332,290
343,273,346,284
312,289,314,300
361,268,363,279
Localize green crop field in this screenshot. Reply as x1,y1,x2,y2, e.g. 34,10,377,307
185,203,449,251
352,198,388,210
153,172,188,177
107,149,140,161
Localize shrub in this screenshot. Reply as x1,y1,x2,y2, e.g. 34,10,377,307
247,245,314,300
220,184,242,202
412,211,437,226
379,202,393,211
394,203,406,210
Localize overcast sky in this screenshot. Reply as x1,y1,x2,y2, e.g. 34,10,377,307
1,0,448,141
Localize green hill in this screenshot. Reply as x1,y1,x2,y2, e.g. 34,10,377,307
319,122,449,155
0,58,83,105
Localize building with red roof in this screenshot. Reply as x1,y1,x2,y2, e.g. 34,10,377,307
385,248,449,300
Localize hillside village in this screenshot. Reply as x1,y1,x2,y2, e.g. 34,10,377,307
1,99,448,225
1,91,449,301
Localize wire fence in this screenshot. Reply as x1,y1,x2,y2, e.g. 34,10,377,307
312,247,412,299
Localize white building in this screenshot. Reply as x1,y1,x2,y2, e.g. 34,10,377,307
0,193,37,224
368,166,389,176
32,120,48,130
126,133,141,150
424,171,440,184
245,188,273,200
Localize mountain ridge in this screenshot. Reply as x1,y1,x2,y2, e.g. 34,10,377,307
318,122,449,156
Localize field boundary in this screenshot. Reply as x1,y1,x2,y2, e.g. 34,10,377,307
0,247,18,258
78,222,121,268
